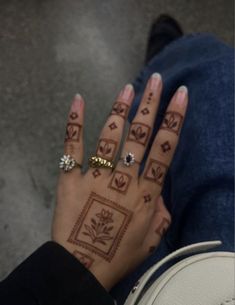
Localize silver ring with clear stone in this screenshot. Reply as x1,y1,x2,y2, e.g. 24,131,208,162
121,152,135,167
59,155,82,172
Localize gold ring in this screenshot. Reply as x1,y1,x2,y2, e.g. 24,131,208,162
88,156,114,169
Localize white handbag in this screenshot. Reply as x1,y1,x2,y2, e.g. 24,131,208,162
124,241,235,305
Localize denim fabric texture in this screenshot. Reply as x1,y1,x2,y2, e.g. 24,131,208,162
110,33,234,305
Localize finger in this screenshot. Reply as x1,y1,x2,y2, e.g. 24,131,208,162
142,196,171,255
140,86,188,194
116,73,162,176
63,94,84,174
88,84,134,178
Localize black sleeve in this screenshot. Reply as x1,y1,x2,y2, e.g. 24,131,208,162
0,242,115,305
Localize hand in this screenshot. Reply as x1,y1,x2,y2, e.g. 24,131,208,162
52,74,188,290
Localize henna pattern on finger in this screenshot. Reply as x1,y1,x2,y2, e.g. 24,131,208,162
73,250,94,269
92,169,101,178
155,217,171,237
109,122,118,130
108,170,132,194
147,92,153,104
111,102,129,119
96,138,117,161
161,141,171,153
127,122,151,146
144,159,168,186
65,123,82,142
68,192,132,262
141,107,150,115
144,194,152,203
160,111,183,135
70,112,78,120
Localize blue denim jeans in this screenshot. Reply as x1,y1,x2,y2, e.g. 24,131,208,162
110,33,234,304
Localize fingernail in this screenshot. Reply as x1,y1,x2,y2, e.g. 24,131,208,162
119,84,134,102
72,93,82,111
150,73,162,90
175,86,188,107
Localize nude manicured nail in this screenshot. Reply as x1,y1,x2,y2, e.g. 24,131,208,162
175,86,188,107
119,84,134,102
150,73,162,90
72,93,82,111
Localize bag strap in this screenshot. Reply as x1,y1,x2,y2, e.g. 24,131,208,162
126,240,222,305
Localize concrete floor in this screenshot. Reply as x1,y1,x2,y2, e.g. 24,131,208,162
0,0,233,279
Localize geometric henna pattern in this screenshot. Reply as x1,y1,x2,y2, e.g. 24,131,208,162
160,111,183,135
92,169,101,178
127,122,151,146
111,102,129,119
143,194,152,203
109,122,118,130
161,141,171,153
73,250,94,269
155,217,171,237
70,112,78,120
96,138,117,161
65,123,82,142
108,170,132,194
68,192,132,262
147,92,153,104
141,107,150,115
144,159,168,186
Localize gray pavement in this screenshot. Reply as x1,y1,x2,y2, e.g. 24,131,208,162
0,0,233,279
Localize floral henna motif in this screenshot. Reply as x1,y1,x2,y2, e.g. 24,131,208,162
144,159,168,186
127,123,151,146
68,192,132,262
161,141,171,153
141,107,150,115
73,250,94,269
155,217,171,237
111,102,129,119
96,139,117,161
160,111,183,135
70,112,78,120
83,209,114,245
108,171,132,194
65,123,81,142
144,194,152,203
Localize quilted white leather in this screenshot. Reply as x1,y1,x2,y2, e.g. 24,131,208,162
124,241,235,305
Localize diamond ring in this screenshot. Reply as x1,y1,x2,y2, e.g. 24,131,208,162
59,155,82,172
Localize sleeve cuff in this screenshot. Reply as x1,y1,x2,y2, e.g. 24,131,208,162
3,241,115,305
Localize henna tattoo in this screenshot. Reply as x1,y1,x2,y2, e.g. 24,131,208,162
73,250,94,269
161,141,171,153
144,194,152,203
65,123,81,142
111,102,129,119
68,192,132,262
141,107,150,115
108,171,132,194
149,246,155,254
96,139,117,161
147,92,153,104
144,159,168,186
155,217,171,237
92,169,101,178
70,112,78,120
160,111,183,135
127,123,151,146
109,122,118,130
